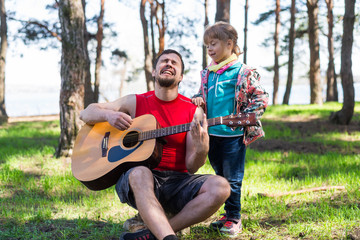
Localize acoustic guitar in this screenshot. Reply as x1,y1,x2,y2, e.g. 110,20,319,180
71,113,256,191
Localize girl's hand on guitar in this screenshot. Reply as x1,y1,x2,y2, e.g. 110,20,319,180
107,111,133,130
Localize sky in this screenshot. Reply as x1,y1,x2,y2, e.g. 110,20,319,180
5,0,360,116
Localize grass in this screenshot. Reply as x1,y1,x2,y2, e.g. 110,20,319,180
1,102,360,239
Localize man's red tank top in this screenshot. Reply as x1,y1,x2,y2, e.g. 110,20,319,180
135,91,197,172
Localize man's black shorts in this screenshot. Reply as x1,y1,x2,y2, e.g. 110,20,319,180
115,168,211,214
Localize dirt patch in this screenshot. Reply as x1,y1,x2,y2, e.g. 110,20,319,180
8,114,59,123
250,117,360,154
349,227,360,240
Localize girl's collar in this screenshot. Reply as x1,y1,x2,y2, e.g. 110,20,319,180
208,53,238,73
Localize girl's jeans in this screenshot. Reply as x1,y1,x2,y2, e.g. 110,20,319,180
208,135,246,220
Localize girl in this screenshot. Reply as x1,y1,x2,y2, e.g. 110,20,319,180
192,21,269,237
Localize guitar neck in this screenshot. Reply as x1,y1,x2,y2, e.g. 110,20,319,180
138,115,239,141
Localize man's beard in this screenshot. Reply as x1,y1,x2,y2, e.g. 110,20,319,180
156,76,177,87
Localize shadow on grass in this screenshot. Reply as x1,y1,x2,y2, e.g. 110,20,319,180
1,178,121,239
0,217,122,240
2,169,96,204
240,190,360,239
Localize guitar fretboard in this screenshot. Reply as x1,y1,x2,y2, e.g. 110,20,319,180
138,116,226,141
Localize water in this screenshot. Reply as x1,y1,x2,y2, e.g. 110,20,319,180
6,86,60,117
5,82,360,117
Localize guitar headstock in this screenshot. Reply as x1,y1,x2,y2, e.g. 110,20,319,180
222,113,257,127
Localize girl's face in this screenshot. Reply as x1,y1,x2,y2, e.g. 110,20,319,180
206,38,233,63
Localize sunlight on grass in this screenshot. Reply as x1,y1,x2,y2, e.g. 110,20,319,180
313,131,360,144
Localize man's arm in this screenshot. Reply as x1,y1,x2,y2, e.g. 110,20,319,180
80,94,136,130
185,107,209,174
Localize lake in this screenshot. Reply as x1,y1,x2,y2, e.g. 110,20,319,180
5,82,360,117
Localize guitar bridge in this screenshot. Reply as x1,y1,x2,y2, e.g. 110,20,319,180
102,132,110,157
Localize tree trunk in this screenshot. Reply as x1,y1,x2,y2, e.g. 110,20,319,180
273,0,280,105
140,0,154,91
306,0,322,105
329,0,355,125
203,0,209,69
155,1,165,56
243,0,248,64
325,0,338,102
93,0,105,104
82,0,94,108
150,1,156,65
283,0,296,105
215,0,230,23
0,0,8,124
57,0,88,157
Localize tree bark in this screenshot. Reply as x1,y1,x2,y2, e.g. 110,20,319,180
0,0,8,124
215,0,230,23
202,0,209,69
325,0,338,102
140,0,155,91
329,0,355,125
93,0,105,104
283,0,296,105
82,0,94,108
57,0,88,157
150,1,156,65
243,0,248,64
273,0,280,105
306,0,323,105
154,1,165,56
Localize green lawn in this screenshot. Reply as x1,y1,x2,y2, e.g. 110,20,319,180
1,102,359,239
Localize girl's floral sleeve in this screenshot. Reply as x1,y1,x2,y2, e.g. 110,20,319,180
242,70,269,117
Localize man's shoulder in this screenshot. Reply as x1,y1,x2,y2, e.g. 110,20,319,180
178,94,195,106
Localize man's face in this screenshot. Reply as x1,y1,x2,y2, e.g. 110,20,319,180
152,53,183,88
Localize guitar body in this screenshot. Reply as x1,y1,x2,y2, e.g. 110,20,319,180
71,114,162,191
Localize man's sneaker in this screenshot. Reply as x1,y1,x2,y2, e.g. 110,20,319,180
120,229,155,240
219,218,242,238
209,214,227,230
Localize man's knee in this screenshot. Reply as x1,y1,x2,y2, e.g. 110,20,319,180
203,175,231,202
128,166,153,188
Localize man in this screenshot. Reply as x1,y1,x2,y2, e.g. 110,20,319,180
80,49,231,240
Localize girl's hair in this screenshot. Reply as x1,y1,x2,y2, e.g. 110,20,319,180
203,21,242,56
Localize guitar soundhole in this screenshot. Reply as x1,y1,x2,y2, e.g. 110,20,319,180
123,131,139,148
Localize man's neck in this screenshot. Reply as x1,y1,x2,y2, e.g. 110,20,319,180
154,85,179,101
